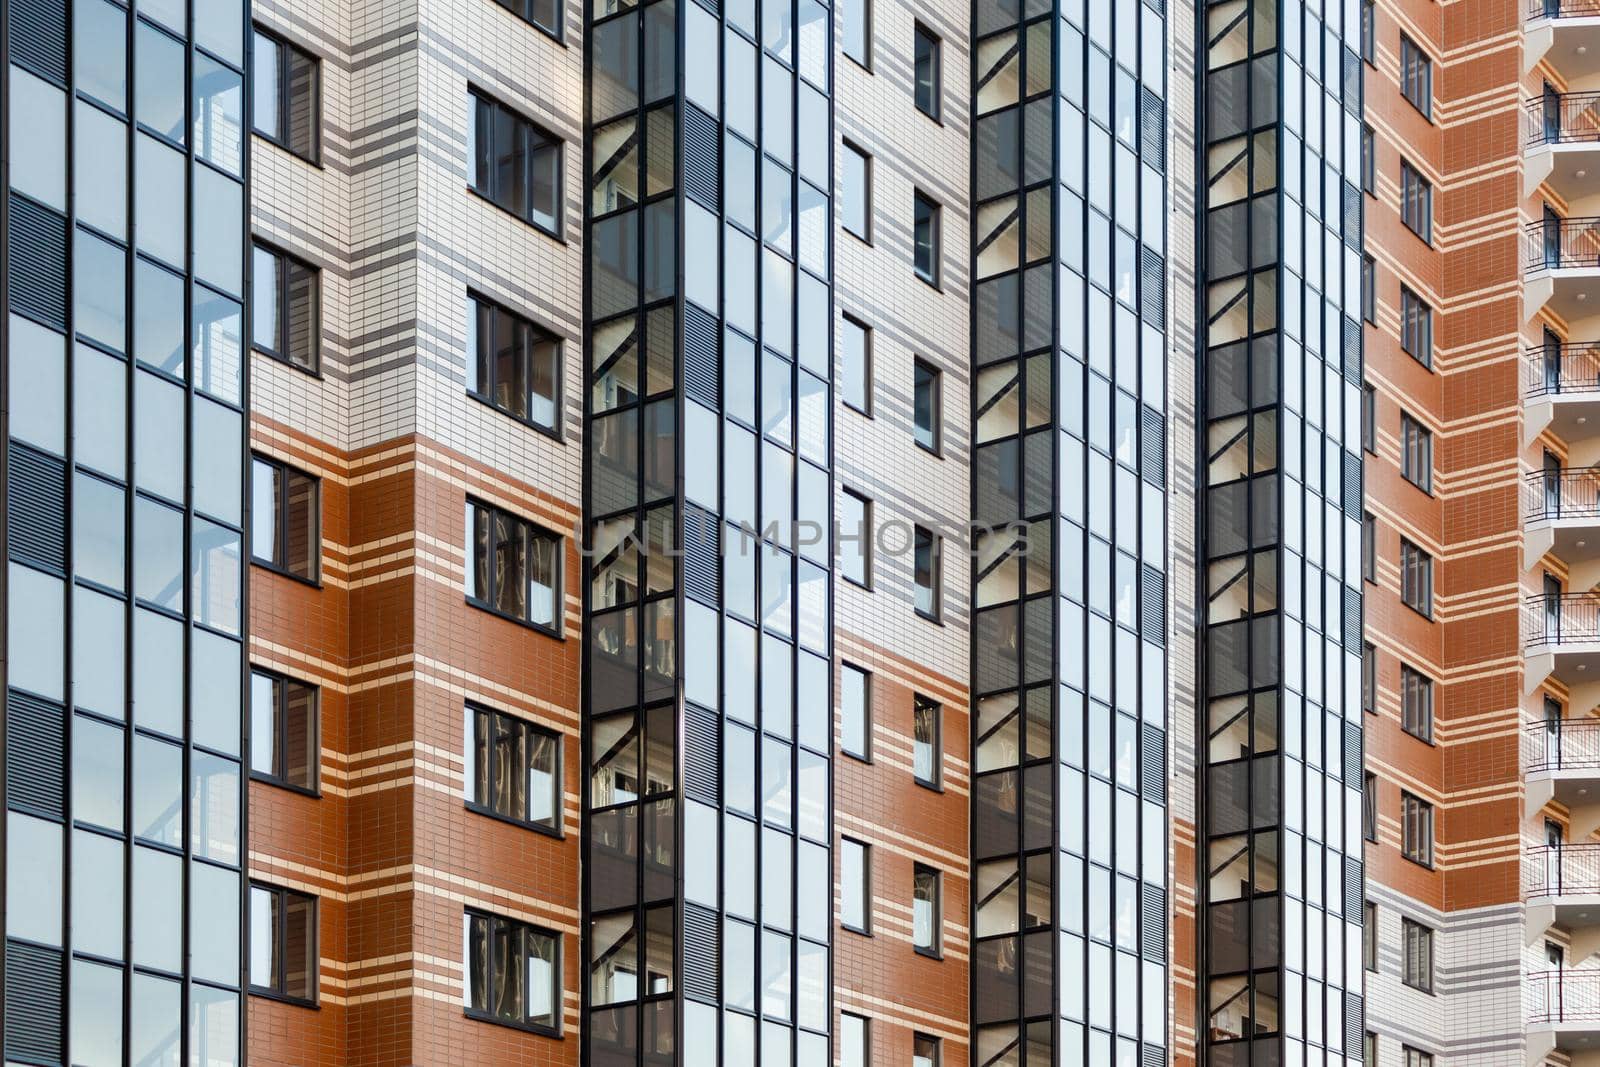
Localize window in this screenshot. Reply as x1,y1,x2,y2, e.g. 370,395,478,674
841,838,869,931
843,0,870,67
470,91,561,234
1400,413,1432,492
1401,287,1431,366
467,292,560,432
913,526,941,620
1361,125,1375,194
493,0,560,38
1361,255,1376,323
840,490,872,586
251,242,319,372
842,143,871,240
250,670,318,791
1363,776,1377,842
1401,792,1434,867
1362,513,1376,582
913,24,940,120
913,695,940,787
913,192,941,285
1403,1048,1433,1067
1362,384,1376,452
841,663,871,758
251,455,320,581
467,703,560,832
841,1013,870,1067
1400,539,1432,617
912,863,940,955
1400,163,1432,244
249,883,317,1002
913,1034,940,1067
466,499,562,631
1363,900,1378,967
1400,36,1431,118
253,28,320,162
1360,0,1374,62
1401,918,1433,991
842,314,872,412
464,910,560,1032
1401,665,1434,742
913,359,940,452
1362,641,1376,712
1365,1033,1378,1067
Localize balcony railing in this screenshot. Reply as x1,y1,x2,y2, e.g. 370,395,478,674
1526,342,1600,398
1528,92,1600,147
1528,970,1600,1024
1531,0,1600,18
1525,716,1600,772
1526,217,1600,272
1524,593,1600,646
1525,468,1600,521
1527,844,1600,896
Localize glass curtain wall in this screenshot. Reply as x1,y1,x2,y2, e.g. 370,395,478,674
3,0,250,1063
1196,0,1366,1058
583,0,834,1054
969,0,1170,1056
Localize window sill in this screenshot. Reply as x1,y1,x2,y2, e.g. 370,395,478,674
250,987,320,1010
466,596,565,640
841,923,872,937
466,799,566,840
915,271,943,293
466,389,564,443
915,439,943,459
254,343,324,380
251,557,323,589
464,1008,563,1038
252,128,324,170
914,777,943,794
841,748,872,764
915,608,944,627
913,945,944,961
250,770,322,799
467,186,565,245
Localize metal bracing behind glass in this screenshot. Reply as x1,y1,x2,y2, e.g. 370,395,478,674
969,0,1171,1056
1195,0,1366,1058
1,0,251,1063
581,0,835,1055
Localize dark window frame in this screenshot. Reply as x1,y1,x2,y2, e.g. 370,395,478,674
841,836,872,933
912,863,942,958
464,908,563,1035
250,668,321,795
466,702,564,836
467,290,563,436
1400,162,1432,244
842,141,873,243
249,881,319,1005
1400,35,1432,119
913,190,941,287
1362,641,1376,712
466,497,564,635
252,25,322,164
841,661,873,760
1361,124,1376,194
1401,664,1434,743
1363,776,1378,842
913,23,941,121
913,357,942,454
1403,1048,1434,1067
1401,916,1434,991
251,240,321,374
1400,412,1432,493
1362,383,1376,452
1401,792,1435,869
1360,0,1375,63
251,453,322,584
913,694,941,790
841,313,874,414
840,488,874,589
1362,512,1376,583
913,524,943,621
913,1032,942,1066
1400,538,1433,618
1400,285,1432,366
470,89,564,238
492,0,563,41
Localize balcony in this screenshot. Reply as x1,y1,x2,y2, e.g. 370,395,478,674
1526,343,1600,445
1524,469,1600,568
1523,593,1600,693
1525,92,1600,200
1526,970,1600,1064
1526,0,1600,83
1525,845,1600,947
1524,218,1600,323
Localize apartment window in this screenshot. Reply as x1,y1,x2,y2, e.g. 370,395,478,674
841,663,871,758
913,1034,941,1067
1400,539,1432,617
1400,163,1432,244
843,0,870,67
913,695,940,787
842,314,872,413
494,0,560,38
470,90,562,234
1400,36,1432,118
913,526,942,620
913,192,941,285
914,24,941,120
467,293,560,432
1365,1033,1377,1067
1362,512,1376,582
467,704,560,832
253,28,320,162
1361,124,1375,194
252,242,319,372
841,838,869,931
1360,0,1374,62
250,670,319,792
1400,413,1432,492
1363,900,1378,967
1361,255,1376,323
841,1013,870,1067
842,143,871,240
466,499,562,631
912,864,940,955
1363,775,1377,842
1362,384,1376,452
1362,642,1376,713
1404,1048,1433,1067
464,910,560,1032
251,454,320,581
1401,792,1434,867
840,489,872,586
1401,286,1432,366
913,359,941,452
1401,665,1434,742
249,883,317,1002
1401,918,1433,991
